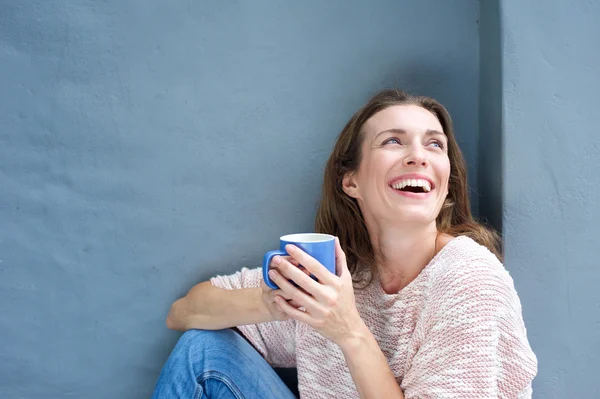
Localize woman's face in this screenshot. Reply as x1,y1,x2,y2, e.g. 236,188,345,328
343,105,451,227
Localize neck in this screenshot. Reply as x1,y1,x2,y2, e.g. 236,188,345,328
368,221,439,294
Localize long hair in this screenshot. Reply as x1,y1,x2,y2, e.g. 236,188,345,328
314,89,502,286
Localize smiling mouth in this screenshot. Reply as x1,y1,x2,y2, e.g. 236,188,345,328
390,179,432,193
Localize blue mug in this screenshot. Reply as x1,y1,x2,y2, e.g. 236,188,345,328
262,233,336,290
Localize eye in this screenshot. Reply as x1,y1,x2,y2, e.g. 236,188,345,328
428,140,445,150
382,137,402,145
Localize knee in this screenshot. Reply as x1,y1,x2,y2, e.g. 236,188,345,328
173,329,238,357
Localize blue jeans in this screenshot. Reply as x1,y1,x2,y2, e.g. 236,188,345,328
151,329,297,399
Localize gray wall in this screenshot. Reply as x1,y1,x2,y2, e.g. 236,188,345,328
478,0,503,232
0,1,480,398
501,1,600,397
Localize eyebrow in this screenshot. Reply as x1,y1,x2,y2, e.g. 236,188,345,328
373,128,446,141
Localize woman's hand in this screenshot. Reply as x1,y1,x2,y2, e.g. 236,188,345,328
260,256,305,321
267,237,365,345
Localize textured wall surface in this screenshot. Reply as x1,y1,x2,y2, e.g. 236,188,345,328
0,1,480,397
501,0,600,397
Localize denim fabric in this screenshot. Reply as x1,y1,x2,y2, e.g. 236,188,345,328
151,329,297,399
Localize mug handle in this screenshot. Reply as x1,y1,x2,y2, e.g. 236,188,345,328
263,249,287,289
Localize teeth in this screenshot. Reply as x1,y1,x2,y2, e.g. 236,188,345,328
391,179,432,192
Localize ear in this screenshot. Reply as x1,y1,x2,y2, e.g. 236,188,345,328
342,172,359,199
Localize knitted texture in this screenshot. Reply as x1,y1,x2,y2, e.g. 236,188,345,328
210,236,537,398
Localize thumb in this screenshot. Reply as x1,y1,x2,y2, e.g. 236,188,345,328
335,236,349,277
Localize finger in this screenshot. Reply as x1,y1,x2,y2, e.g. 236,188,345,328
261,279,288,298
268,269,324,313
274,256,329,301
262,279,297,303
285,256,300,267
274,296,314,325
269,255,299,270
285,244,337,286
268,290,302,310
275,295,303,309
268,287,292,301
273,292,309,310
267,255,298,274
287,299,304,308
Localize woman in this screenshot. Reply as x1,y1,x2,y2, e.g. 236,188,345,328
152,90,538,398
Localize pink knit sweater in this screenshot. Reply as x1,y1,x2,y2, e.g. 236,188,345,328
210,236,538,398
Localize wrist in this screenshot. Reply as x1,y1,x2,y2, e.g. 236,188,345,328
254,288,272,320
337,318,371,353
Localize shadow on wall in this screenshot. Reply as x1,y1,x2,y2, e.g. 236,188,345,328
478,0,503,234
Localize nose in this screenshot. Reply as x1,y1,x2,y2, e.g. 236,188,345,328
403,145,428,167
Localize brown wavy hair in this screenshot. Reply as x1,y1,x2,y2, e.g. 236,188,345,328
315,89,502,286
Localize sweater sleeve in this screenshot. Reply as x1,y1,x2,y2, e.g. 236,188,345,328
401,258,538,399
210,267,297,368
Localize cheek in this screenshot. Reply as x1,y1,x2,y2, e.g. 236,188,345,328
442,167,451,188
437,160,451,195
358,154,391,184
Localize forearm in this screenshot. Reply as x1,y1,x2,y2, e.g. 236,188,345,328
339,321,404,399
166,281,272,331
